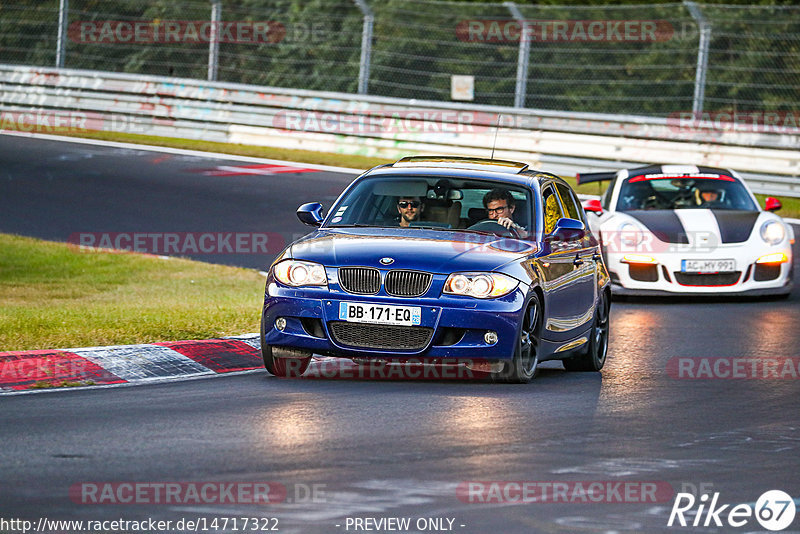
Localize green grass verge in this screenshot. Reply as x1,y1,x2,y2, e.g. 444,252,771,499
0,233,265,352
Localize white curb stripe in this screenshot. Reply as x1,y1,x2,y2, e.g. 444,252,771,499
72,344,213,381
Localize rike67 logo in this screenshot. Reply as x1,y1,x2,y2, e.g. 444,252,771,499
668,490,796,531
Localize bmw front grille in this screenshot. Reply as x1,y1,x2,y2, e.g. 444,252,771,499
338,267,381,294
338,268,432,297
385,270,432,297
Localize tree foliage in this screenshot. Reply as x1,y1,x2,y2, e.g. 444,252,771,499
0,0,797,116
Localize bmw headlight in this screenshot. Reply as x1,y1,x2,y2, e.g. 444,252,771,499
619,222,644,247
760,220,785,245
273,260,327,287
444,272,519,299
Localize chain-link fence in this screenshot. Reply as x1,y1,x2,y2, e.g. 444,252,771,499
1,0,798,117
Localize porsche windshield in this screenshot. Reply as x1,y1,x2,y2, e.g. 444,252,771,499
325,176,533,233
616,175,757,211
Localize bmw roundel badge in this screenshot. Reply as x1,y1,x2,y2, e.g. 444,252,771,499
379,257,394,265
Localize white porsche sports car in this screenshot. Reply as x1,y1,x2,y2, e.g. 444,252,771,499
578,164,794,297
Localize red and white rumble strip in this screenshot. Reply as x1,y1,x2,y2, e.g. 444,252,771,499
0,334,263,393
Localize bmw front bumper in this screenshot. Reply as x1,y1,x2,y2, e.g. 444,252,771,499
262,281,529,362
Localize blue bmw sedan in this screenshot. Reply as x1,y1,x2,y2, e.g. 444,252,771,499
261,156,611,383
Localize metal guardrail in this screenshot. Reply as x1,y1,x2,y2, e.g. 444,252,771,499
1,64,798,197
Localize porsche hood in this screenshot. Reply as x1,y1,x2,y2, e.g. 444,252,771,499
624,209,761,244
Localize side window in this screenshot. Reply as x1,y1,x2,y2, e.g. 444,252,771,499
541,184,564,234
556,183,583,223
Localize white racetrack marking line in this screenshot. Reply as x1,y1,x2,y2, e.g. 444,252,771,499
0,131,364,175
0,369,264,396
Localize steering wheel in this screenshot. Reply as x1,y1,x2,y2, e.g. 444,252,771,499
466,219,519,238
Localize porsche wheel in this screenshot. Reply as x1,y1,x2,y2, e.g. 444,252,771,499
563,291,609,372
494,294,541,384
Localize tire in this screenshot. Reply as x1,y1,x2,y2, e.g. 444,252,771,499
260,310,311,378
493,293,541,384
563,290,609,372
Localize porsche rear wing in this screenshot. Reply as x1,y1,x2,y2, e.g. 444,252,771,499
576,171,617,185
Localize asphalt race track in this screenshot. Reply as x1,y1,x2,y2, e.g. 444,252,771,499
1,134,799,533
0,134,355,270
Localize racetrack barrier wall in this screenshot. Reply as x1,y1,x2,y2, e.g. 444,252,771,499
1,64,798,196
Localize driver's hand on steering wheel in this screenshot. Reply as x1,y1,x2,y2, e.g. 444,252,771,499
496,217,528,238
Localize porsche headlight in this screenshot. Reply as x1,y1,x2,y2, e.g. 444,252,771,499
760,220,785,245
619,222,644,247
273,260,327,287
444,272,519,299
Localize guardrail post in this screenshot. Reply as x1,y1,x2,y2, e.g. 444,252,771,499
504,2,530,108
56,0,69,68
353,0,373,95
208,0,222,82
684,1,710,115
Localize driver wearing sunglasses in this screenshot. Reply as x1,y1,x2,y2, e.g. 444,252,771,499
396,196,425,227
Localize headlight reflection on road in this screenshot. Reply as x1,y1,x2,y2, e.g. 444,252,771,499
435,396,518,455
596,308,661,414
254,400,327,449
747,309,796,356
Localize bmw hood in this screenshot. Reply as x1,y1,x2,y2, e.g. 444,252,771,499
288,227,536,273
622,209,762,245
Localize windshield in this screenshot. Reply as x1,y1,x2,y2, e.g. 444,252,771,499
616,174,757,211
325,175,533,234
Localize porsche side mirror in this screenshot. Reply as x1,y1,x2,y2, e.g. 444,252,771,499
547,218,586,242
297,202,324,226
582,198,603,216
765,197,782,212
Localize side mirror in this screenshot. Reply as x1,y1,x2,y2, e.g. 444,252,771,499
765,197,782,212
547,218,586,242
296,202,324,226
582,198,603,216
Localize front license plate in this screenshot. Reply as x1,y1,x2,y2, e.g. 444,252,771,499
339,302,421,326
681,259,736,273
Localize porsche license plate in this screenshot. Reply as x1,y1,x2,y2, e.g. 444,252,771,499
681,259,736,273
339,302,421,326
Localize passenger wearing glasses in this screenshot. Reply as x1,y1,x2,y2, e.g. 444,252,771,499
396,196,425,227
483,188,528,238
